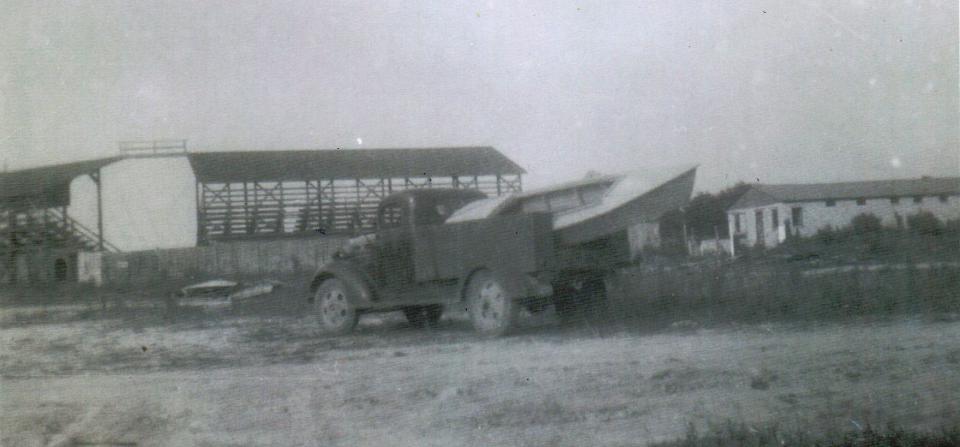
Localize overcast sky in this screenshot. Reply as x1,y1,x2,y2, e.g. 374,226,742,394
2,0,957,193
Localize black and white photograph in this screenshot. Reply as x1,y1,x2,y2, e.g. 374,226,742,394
1,1,958,446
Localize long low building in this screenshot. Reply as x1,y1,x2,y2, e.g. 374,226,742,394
727,176,960,250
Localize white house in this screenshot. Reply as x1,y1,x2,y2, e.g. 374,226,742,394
726,176,960,252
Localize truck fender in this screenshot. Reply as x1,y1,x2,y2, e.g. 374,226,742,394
309,261,377,309
459,267,530,303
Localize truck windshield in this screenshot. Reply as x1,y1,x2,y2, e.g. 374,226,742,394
415,197,478,225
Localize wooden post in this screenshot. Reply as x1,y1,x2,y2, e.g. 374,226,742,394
317,179,327,231
195,181,203,245
681,216,689,257
727,215,737,259
243,181,250,234
278,181,285,233
225,183,233,236
5,209,14,284
91,169,104,251
714,225,721,256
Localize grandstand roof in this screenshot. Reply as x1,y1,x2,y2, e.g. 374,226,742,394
187,147,525,183
0,156,121,207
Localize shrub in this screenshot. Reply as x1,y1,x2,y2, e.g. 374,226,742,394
815,225,848,244
945,219,960,237
848,213,898,257
907,212,944,236
851,213,883,236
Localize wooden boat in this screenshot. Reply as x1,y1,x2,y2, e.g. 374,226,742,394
446,164,697,245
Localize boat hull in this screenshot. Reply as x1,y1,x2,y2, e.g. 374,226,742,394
556,167,696,245
445,165,698,246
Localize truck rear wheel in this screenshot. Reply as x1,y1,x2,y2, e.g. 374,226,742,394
314,278,359,335
467,270,516,336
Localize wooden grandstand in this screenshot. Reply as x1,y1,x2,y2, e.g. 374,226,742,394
1,157,121,283
188,147,524,243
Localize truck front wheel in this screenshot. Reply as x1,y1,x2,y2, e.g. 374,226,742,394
314,278,359,335
467,270,516,336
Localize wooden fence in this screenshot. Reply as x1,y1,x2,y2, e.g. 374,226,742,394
102,236,349,286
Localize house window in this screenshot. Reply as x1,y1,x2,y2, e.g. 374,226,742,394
791,207,803,226
825,199,836,207
734,213,742,233
890,197,900,205
856,198,866,206
913,196,923,204
771,208,779,228
939,194,949,203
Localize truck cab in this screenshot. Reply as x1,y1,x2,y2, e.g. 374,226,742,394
368,189,487,291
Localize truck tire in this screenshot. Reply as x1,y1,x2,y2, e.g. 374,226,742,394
314,278,359,335
403,305,443,329
467,270,516,336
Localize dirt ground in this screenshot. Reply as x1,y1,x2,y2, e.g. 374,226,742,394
2,301,959,447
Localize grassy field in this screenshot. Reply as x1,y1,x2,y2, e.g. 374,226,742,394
2,300,959,446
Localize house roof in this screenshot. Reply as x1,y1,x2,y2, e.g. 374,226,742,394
187,146,525,183
729,176,960,210
0,156,122,207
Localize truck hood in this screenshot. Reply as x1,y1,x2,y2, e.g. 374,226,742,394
339,233,377,258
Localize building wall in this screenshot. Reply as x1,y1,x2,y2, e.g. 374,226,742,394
69,157,198,251
77,251,103,286
697,238,733,256
727,204,787,250
1,249,78,284
728,193,960,249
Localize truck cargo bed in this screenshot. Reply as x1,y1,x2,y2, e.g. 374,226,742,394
411,213,555,282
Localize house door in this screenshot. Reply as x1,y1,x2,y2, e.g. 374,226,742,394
755,210,765,246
